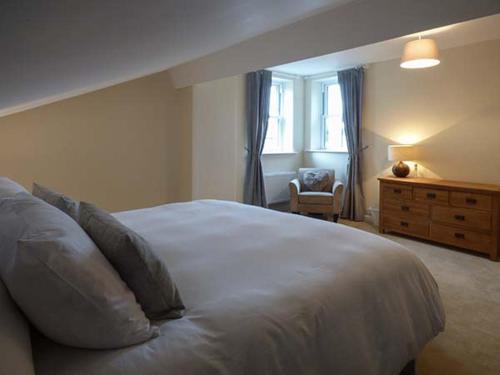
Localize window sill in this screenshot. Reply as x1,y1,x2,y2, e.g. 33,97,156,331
262,151,298,156
305,149,348,154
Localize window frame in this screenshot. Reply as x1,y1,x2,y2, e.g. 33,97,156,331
263,76,294,154
320,77,348,153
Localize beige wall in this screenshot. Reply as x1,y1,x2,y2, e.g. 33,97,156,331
362,38,500,210
191,75,246,202
0,70,188,212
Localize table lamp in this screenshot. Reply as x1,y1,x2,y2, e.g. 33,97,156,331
387,145,417,177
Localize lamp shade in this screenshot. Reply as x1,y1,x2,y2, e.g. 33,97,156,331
388,145,417,161
400,38,440,69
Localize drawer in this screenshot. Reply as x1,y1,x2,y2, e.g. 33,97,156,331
430,223,491,254
432,206,491,231
414,188,449,204
383,216,429,237
383,184,412,201
383,199,429,218
450,191,492,211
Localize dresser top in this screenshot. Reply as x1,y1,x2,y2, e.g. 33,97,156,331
378,176,500,193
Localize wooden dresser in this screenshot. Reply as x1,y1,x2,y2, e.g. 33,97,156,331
378,177,500,260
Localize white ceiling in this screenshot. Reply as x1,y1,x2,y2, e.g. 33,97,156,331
271,13,500,76
0,0,351,116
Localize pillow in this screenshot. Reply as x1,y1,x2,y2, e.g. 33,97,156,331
0,177,27,198
0,193,158,349
32,182,79,220
0,280,35,375
302,170,331,192
79,202,185,320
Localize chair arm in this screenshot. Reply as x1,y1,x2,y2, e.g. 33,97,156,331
332,180,344,215
289,178,301,194
289,178,300,212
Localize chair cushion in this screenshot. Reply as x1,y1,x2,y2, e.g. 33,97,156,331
79,202,185,320
32,183,79,220
298,168,334,192
0,193,158,349
0,177,27,198
298,192,333,205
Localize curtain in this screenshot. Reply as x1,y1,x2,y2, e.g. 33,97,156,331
244,70,272,207
338,67,365,221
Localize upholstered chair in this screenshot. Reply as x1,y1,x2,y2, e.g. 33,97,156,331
289,168,344,222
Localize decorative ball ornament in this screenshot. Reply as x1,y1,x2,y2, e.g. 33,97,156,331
392,161,410,178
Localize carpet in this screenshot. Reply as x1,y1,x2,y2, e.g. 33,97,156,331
341,220,500,375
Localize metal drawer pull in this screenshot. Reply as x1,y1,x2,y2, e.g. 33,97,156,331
426,192,436,199
454,233,465,239
401,205,410,211
393,188,402,194
454,214,465,221
465,198,477,205
400,221,409,227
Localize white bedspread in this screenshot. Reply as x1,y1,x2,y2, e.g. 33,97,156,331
33,200,444,375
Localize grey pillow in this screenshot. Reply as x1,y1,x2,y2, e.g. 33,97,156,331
79,202,185,320
0,193,158,349
303,170,330,192
0,177,27,198
0,280,35,375
32,182,79,220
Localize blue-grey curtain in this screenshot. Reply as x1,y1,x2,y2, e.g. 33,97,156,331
244,70,272,207
338,67,365,221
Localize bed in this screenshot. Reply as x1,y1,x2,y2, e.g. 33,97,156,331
31,199,445,375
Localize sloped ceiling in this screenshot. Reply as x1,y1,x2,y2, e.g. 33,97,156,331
0,0,348,116
272,13,500,76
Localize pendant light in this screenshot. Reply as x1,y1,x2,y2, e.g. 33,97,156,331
400,36,440,69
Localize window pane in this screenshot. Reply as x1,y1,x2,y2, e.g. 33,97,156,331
263,117,280,152
327,84,342,116
324,116,347,151
269,84,280,117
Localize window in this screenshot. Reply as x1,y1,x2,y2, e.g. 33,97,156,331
263,76,293,153
321,79,347,152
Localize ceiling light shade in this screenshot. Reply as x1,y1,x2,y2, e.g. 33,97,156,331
400,38,440,69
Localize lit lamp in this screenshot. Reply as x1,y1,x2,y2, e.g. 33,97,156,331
400,37,440,69
388,145,417,178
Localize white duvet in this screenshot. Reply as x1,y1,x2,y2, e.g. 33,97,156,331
33,200,445,375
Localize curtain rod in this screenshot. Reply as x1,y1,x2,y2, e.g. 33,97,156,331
268,64,370,80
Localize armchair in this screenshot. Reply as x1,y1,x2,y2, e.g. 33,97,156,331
289,168,344,222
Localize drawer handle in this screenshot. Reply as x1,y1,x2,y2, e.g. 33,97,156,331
393,188,402,194
426,192,436,199
400,221,409,227
454,214,465,221
454,233,465,240
465,198,477,205
401,205,410,212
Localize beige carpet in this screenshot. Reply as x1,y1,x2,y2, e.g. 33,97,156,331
341,220,500,375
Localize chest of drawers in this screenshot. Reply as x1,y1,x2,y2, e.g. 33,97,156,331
378,177,500,260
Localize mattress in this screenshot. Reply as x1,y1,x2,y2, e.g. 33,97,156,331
33,200,445,375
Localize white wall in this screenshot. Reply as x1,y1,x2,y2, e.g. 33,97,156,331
192,75,246,202
191,73,308,203
170,0,500,87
